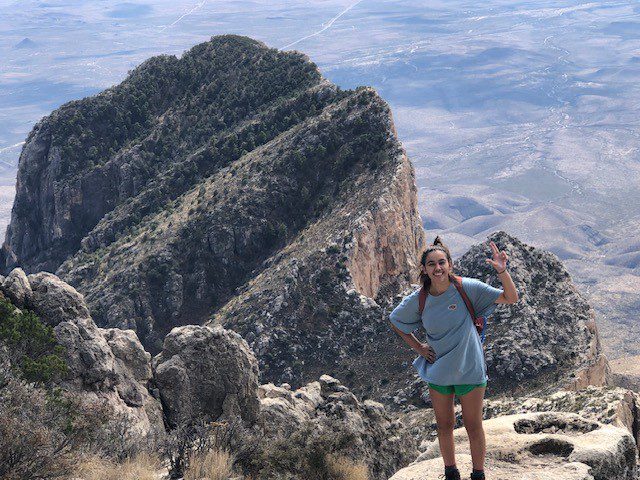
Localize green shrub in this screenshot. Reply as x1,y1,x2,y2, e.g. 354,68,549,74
0,297,67,384
237,421,359,480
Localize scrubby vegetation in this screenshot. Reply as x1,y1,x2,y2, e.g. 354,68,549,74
0,296,157,480
161,417,370,480
0,373,110,479
0,296,67,384
72,452,163,480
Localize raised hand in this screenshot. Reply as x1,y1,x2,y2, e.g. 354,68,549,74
485,240,507,272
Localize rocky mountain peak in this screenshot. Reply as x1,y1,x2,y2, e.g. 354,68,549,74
457,230,610,395
0,35,425,373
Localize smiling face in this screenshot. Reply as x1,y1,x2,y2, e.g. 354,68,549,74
421,249,451,284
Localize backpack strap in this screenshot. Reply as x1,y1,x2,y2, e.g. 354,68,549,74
419,275,487,343
450,275,476,317
451,274,486,343
418,286,428,315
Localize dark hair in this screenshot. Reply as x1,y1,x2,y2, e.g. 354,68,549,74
418,235,455,289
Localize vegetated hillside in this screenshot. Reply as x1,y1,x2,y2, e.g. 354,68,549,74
2,35,330,274
1,35,426,372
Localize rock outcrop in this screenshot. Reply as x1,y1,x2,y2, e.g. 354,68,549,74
152,324,260,428
391,412,637,480
456,231,609,395
0,268,31,307
393,453,595,480
0,269,164,440
258,374,417,480
26,271,91,325
482,386,640,455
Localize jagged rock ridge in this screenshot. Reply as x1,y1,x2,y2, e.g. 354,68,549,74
2,35,326,274
0,35,425,368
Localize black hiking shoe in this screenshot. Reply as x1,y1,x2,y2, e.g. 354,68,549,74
470,471,485,479
439,468,461,480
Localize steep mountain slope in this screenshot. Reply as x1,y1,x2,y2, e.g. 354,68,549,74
1,35,426,360
1,35,332,273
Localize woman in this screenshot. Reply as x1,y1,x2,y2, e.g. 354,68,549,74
389,236,518,480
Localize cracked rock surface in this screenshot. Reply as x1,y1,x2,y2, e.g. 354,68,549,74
391,412,637,480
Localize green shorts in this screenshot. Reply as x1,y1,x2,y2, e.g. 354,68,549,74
428,381,487,397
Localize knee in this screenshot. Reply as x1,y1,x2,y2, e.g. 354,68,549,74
464,420,484,436
436,420,455,434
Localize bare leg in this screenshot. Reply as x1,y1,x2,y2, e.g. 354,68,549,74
429,388,456,467
458,386,486,471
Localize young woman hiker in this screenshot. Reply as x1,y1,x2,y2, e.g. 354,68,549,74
389,236,519,480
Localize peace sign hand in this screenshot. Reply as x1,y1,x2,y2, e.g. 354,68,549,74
485,240,507,272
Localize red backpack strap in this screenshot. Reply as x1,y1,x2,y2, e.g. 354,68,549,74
451,275,477,318
418,286,428,315
451,275,485,338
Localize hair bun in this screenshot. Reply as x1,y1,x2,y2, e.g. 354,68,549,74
432,235,443,246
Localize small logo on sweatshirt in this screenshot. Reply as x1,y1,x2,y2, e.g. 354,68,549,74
448,303,457,310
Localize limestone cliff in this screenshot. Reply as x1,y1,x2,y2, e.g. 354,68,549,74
0,36,425,367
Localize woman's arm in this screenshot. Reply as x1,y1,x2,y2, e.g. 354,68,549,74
389,323,436,362
486,240,519,304
495,270,518,304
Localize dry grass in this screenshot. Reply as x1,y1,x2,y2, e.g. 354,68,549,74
326,454,369,480
184,448,235,480
73,452,162,480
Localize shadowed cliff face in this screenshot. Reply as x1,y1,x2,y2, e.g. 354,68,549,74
1,35,426,387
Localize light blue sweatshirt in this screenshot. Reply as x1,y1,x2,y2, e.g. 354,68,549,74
389,277,503,385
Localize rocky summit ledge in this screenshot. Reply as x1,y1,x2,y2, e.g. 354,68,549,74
391,412,637,480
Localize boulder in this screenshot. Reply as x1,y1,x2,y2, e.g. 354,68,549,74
54,317,165,441
27,271,90,326
152,324,261,428
1,267,32,308
102,328,154,382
